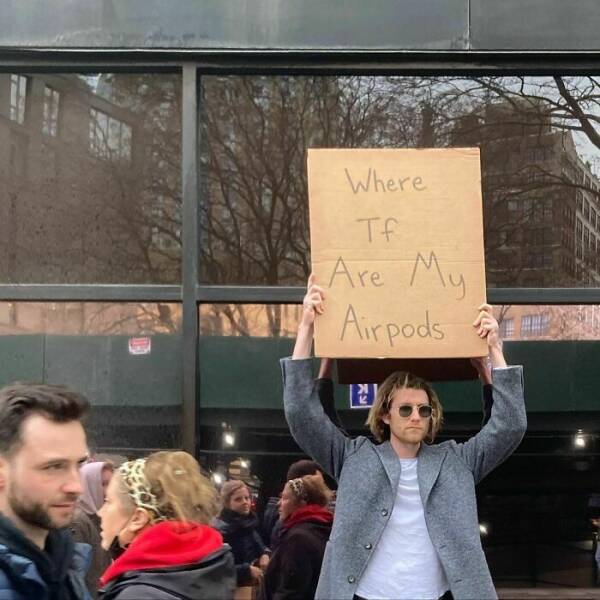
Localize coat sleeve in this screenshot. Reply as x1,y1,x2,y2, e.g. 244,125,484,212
252,529,269,555
316,377,346,434
281,358,362,481
452,366,527,484
236,562,252,586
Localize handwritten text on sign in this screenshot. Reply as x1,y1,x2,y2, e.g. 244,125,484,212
307,148,488,359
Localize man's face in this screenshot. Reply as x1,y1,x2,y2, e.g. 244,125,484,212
0,414,88,535
383,387,431,445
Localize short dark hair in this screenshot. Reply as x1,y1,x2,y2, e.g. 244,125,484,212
0,383,89,455
286,459,323,481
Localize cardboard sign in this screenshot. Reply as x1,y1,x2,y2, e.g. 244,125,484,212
307,148,488,359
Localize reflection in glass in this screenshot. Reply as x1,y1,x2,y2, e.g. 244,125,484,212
10,74,27,124
0,73,182,283
0,302,182,451
42,86,60,136
199,303,301,337
200,76,600,288
495,304,600,340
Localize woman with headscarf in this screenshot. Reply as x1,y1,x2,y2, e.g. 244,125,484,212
97,451,235,599
259,474,333,600
71,461,114,598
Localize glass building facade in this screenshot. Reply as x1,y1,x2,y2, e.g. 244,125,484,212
2,2,600,590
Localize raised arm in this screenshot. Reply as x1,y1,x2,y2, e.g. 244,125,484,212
282,276,360,480
470,356,493,427
316,358,347,434
292,274,324,360
453,304,527,483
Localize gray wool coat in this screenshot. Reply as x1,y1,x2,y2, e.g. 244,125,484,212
281,357,527,600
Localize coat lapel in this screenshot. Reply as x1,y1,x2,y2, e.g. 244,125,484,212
373,441,401,491
417,443,446,505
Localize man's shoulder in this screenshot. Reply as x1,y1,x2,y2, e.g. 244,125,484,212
420,440,458,458
0,546,42,598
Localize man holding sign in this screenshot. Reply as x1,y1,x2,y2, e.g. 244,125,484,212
281,278,525,599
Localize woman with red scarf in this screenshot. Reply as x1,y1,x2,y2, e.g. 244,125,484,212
97,451,235,599
259,474,333,600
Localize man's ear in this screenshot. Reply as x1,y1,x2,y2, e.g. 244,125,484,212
382,411,391,426
126,507,152,533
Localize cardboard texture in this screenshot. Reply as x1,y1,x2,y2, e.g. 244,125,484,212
307,148,488,359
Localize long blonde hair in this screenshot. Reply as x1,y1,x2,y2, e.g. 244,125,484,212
117,451,219,525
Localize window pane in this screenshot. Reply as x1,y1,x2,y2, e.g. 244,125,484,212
0,302,182,452
495,305,600,340
198,303,306,505
0,73,181,283
200,76,600,287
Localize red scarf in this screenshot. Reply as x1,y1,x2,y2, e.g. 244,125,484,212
283,504,333,532
100,521,223,586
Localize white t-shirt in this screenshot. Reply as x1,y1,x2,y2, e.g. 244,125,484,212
355,458,449,600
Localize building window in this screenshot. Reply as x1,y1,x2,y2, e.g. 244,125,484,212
89,107,132,161
9,74,27,124
499,317,515,338
42,86,60,137
521,313,550,337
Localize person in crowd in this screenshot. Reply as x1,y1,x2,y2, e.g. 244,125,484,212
215,480,270,590
71,461,114,598
0,383,91,599
97,451,235,600
262,356,342,550
259,474,333,600
281,275,527,600
265,459,334,551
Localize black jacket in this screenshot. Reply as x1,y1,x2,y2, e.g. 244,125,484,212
259,520,331,600
0,512,91,600
98,547,234,600
261,497,280,550
214,510,268,586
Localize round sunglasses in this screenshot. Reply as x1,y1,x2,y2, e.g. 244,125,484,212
396,404,433,418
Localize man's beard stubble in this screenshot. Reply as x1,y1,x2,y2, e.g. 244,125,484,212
8,486,75,531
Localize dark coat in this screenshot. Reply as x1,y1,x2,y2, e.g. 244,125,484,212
259,519,332,600
71,508,111,598
261,497,280,550
99,547,234,600
0,513,91,600
215,510,268,585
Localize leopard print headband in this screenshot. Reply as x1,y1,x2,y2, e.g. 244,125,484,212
288,478,309,502
119,459,167,522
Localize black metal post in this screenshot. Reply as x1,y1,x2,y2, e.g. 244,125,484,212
181,63,200,455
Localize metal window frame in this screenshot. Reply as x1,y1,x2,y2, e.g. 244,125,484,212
1,52,600,455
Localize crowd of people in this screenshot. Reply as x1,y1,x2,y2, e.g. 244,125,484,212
0,276,525,599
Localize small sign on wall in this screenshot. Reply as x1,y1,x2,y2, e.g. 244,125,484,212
350,383,377,409
128,337,152,356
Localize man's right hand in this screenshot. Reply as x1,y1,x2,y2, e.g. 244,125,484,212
300,273,325,327
293,274,325,359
